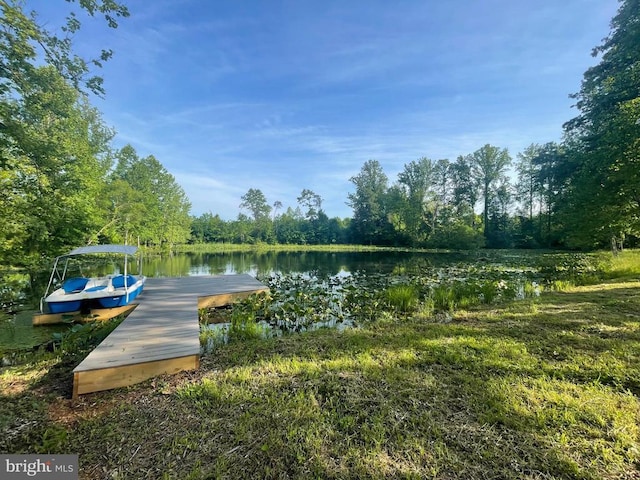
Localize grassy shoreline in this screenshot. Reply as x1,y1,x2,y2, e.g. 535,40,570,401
173,243,454,254
1,253,639,479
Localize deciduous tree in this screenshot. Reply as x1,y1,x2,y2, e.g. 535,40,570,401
396,157,434,244
240,188,271,222
347,160,392,244
0,0,127,268
562,0,640,248
112,145,192,248
470,144,512,239
297,189,323,221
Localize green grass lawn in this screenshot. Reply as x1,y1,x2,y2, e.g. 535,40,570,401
2,279,639,479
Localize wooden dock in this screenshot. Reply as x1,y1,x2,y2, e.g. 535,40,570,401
72,274,269,399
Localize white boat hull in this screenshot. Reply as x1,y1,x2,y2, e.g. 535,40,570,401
45,275,146,314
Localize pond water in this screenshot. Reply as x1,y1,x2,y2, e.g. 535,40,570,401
143,249,477,277
0,249,557,355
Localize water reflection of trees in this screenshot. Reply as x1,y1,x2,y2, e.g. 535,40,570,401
142,255,193,277
33,251,491,283
150,251,455,277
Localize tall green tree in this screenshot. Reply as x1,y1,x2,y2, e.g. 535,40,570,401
0,0,128,98
347,160,392,244
533,142,567,246
0,0,127,268
297,189,322,221
562,0,640,248
92,178,146,245
159,177,192,249
240,188,271,222
1,66,113,263
273,207,306,244
385,185,411,245
432,159,453,229
515,144,543,222
486,178,514,247
450,155,478,224
272,200,283,220
112,145,192,248
191,213,228,243
513,144,545,246
396,157,434,244
470,144,512,239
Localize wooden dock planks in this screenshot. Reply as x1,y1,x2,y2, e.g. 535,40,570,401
72,274,269,398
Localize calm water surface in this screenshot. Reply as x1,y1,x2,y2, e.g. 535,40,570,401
0,249,517,354
146,250,474,277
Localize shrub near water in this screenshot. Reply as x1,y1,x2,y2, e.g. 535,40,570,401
431,284,456,311
50,320,122,354
0,270,29,312
383,284,418,313
229,303,266,341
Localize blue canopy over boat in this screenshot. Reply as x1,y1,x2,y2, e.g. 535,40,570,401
65,244,138,257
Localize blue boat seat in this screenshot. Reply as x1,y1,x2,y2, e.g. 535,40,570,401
62,277,89,293
112,274,136,289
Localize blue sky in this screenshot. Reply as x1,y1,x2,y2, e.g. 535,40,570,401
31,0,619,219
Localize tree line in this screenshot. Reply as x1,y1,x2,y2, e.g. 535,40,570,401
191,0,640,251
0,0,192,274
191,188,350,245
189,143,552,249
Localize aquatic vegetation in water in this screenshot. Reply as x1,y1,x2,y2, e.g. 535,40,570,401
50,318,123,355
199,324,227,351
383,284,419,313
255,273,352,332
229,303,268,341
198,250,637,347
535,252,606,286
200,263,551,346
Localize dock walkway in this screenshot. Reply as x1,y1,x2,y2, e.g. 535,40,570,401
72,274,268,398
